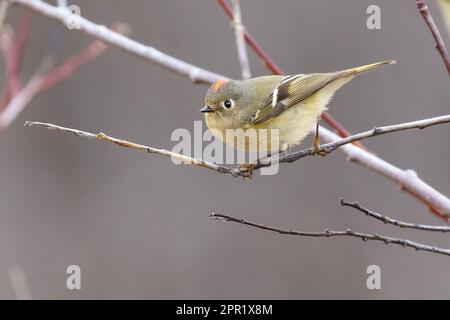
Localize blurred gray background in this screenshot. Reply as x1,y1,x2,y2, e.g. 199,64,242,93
1,0,450,299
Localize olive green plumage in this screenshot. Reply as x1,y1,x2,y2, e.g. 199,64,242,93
201,60,395,152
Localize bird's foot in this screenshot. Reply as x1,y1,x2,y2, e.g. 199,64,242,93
312,142,327,157
238,163,256,180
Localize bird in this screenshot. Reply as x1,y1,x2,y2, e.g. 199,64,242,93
200,60,395,175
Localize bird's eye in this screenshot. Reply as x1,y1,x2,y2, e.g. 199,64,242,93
223,99,234,109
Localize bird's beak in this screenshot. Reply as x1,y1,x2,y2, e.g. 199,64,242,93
200,105,215,113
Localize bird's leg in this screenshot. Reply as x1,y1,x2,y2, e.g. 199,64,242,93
313,120,327,157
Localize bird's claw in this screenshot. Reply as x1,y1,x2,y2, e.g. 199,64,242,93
238,163,256,180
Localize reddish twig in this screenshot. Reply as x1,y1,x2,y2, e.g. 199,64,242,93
1,26,21,106
38,40,108,92
0,8,32,111
39,23,130,92
216,0,362,148
0,20,130,130
14,8,32,76
416,0,450,77
0,61,49,129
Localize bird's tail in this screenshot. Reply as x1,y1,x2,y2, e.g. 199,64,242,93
346,60,396,76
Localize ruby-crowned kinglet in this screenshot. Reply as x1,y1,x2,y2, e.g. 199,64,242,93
200,60,395,153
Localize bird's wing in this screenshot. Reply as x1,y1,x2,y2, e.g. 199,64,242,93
248,72,345,126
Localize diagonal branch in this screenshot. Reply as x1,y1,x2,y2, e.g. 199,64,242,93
416,0,450,77
24,121,236,175
267,114,450,166
341,199,450,232
209,212,450,257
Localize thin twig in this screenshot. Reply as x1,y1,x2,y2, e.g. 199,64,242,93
340,198,450,232
268,114,450,166
209,212,450,257
416,0,450,77
24,121,237,175
231,0,251,79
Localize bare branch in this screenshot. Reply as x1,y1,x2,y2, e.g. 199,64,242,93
231,0,251,79
24,121,237,175
416,0,450,77
209,212,450,257
9,0,225,84
341,199,450,232
269,114,450,165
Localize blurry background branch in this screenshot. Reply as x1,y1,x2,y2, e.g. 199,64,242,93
210,198,450,257
8,266,32,300
416,0,450,77
8,0,450,222
231,0,251,79
0,2,130,129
